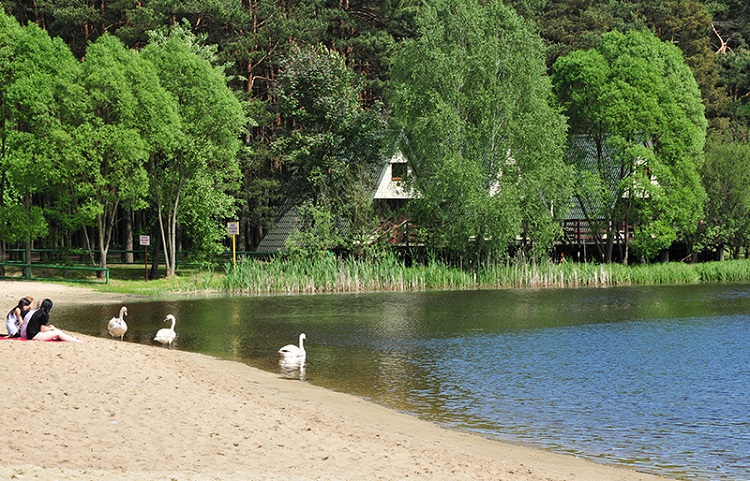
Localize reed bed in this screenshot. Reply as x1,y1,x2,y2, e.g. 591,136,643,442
204,255,750,295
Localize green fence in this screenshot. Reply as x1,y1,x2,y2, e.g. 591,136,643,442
0,263,109,284
3,248,273,266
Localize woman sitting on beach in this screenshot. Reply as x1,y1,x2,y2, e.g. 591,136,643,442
21,299,82,343
5,297,32,338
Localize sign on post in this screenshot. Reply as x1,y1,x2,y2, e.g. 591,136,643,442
140,235,150,281
227,222,239,268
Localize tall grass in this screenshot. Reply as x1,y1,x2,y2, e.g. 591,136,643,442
208,254,750,295
219,254,474,294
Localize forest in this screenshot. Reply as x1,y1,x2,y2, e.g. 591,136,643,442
1,0,750,275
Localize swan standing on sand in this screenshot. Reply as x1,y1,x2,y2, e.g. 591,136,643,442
154,314,176,348
108,306,128,341
278,333,306,357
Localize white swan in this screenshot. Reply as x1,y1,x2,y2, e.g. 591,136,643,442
108,306,128,341
278,333,306,357
154,314,176,348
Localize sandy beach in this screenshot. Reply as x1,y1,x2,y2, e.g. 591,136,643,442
0,280,670,481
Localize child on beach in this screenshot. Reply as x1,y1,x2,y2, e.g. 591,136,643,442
5,297,32,338
21,299,82,343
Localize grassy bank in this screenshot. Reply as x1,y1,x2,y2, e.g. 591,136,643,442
96,255,750,296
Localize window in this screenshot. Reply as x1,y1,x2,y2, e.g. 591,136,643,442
391,163,407,182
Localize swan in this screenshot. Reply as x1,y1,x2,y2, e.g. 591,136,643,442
107,306,128,341
154,314,176,348
278,333,306,357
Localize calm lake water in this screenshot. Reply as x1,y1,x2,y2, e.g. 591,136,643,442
53,284,750,481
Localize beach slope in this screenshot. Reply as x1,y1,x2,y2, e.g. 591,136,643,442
0,281,668,481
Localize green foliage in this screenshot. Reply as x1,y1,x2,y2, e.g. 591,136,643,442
285,202,340,260
142,22,247,274
0,0,749,268
0,10,81,248
537,0,644,66
698,134,750,258
716,47,750,127
63,33,182,269
553,29,707,262
709,0,750,50
389,0,571,263
639,0,725,119
274,43,388,258
536,0,724,121
694,258,750,282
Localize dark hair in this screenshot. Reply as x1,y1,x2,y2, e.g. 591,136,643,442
8,297,31,318
39,298,53,313
29,299,53,329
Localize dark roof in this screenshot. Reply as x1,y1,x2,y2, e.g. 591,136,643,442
255,205,299,253
565,134,654,220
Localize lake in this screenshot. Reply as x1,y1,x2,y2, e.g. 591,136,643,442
54,283,750,481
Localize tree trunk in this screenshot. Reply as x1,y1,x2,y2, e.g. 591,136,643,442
24,239,32,279
124,209,134,263
149,228,161,279
604,228,614,263
97,215,109,278
156,203,172,277
168,207,177,276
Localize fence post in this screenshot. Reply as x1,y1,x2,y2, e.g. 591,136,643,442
22,250,30,280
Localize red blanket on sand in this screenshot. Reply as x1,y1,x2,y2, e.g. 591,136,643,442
0,336,61,342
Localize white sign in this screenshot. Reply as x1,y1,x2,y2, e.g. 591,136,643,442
227,221,239,236
139,235,150,246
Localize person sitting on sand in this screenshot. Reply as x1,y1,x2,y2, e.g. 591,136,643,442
21,299,82,343
5,297,32,338
21,297,38,331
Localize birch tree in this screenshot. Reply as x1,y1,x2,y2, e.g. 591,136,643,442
74,34,180,274
388,0,571,263
142,24,245,276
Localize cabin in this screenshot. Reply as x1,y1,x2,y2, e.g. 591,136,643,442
257,135,662,262
558,134,658,262
371,150,419,246
256,150,419,253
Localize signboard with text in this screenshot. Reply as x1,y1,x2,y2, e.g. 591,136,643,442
227,222,239,267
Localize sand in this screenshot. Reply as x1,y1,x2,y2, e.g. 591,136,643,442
0,280,671,481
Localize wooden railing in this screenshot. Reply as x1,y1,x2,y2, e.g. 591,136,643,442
561,219,634,245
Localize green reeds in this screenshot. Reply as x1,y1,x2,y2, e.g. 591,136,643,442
694,259,750,283
219,254,465,294
212,255,750,295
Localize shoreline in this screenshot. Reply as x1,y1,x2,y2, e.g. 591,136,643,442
0,280,671,480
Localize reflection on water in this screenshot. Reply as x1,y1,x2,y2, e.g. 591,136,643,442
53,284,750,481
279,356,306,381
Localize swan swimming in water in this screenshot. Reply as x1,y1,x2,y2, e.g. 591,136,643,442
278,333,306,357
154,314,177,348
108,306,128,341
